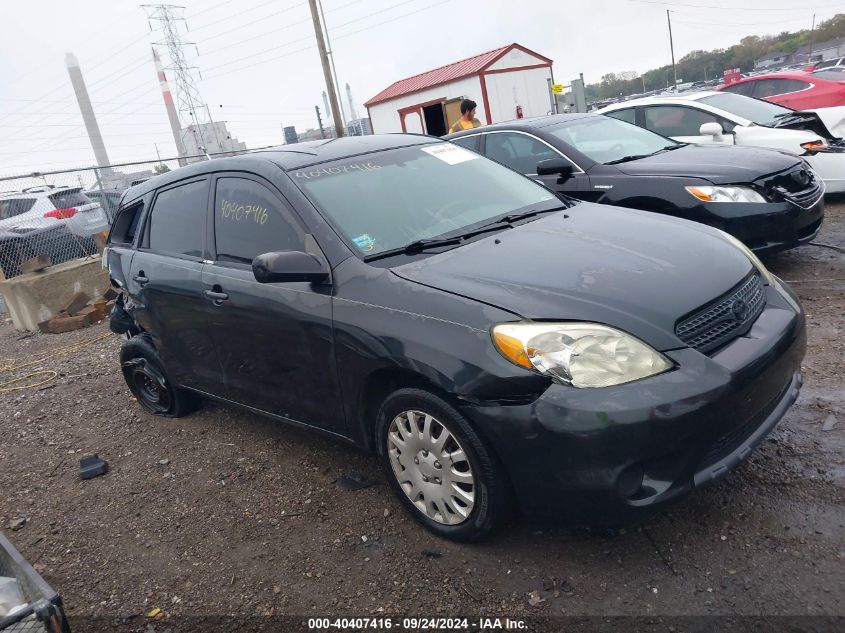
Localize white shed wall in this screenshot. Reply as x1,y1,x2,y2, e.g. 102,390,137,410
484,66,554,123
486,48,546,71
367,76,483,134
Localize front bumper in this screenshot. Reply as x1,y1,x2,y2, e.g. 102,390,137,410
698,197,824,255
464,281,806,524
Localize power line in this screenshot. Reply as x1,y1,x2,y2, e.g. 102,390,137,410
190,0,299,31
626,0,842,11
201,0,435,76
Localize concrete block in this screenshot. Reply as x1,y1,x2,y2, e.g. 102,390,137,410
0,257,109,332
19,255,52,275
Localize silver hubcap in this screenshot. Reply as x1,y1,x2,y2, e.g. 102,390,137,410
387,410,475,525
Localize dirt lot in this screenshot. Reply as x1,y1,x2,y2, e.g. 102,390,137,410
1,202,843,632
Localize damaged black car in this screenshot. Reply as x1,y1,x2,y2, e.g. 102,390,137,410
105,135,806,541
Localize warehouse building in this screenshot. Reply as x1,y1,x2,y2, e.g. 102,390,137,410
364,43,555,135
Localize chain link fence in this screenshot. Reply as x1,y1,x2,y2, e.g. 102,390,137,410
0,149,268,283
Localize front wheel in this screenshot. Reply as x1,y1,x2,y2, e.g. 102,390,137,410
376,388,510,541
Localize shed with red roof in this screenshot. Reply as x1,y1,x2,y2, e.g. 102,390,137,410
364,43,554,135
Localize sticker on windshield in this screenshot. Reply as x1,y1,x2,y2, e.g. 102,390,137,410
352,233,376,252
421,143,478,165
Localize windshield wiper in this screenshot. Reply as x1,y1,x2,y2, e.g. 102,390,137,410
488,204,568,225
604,154,651,165
605,144,685,165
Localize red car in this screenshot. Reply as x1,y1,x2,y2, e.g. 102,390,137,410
720,70,845,109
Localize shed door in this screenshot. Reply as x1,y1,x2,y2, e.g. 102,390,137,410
444,98,463,132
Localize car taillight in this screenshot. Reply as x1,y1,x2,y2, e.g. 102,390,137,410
44,207,77,219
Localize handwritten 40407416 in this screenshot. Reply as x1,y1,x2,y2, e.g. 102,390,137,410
220,198,269,224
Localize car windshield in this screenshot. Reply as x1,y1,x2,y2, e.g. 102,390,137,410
698,93,793,126
294,144,558,257
545,116,676,164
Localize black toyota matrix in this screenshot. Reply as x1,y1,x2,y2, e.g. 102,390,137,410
105,135,805,541
447,113,824,255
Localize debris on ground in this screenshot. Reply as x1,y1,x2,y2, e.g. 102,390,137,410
822,414,838,431
79,454,108,480
8,518,26,531
337,472,378,491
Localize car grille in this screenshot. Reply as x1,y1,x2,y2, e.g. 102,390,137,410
760,166,824,209
675,273,766,353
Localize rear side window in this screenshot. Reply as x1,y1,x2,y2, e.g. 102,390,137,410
0,198,36,219
605,108,637,125
722,82,755,96
213,177,303,265
109,200,145,245
49,189,92,208
146,180,208,257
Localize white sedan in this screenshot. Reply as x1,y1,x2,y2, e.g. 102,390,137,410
599,91,845,193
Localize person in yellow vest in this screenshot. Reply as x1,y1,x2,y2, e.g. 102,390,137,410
448,99,482,134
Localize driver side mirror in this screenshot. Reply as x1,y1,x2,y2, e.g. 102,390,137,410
252,251,330,284
536,158,574,179
699,122,724,137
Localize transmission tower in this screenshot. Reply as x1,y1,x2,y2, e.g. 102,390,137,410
142,4,221,156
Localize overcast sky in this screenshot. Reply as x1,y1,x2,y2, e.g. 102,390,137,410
1,0,841,173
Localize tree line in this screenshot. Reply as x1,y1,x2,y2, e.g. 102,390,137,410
585,13,844,102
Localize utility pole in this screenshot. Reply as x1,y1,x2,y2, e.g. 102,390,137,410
318,0,346,131
667,10,677,91
808,14,816,64
315,105,326,139
309,0,344,137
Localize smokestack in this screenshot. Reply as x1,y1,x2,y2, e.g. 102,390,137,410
322,91,332,121
152,47,187,167
346,83,359,121
65,52,110,168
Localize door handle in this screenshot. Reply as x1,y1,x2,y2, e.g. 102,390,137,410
133,273,149,285
205,289,229,305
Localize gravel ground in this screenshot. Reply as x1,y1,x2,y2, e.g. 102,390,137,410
1,201,843,632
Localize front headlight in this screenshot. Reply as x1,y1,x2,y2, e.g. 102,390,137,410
492,322,673,388
685,185,767,203
716,229,774,285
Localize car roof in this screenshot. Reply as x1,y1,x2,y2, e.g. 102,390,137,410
124,134,440,200
447,113,597,137
600,91,718,109
731,72,813,83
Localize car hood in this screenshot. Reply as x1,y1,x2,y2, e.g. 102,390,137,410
613,144,801,183
776,106,845,139
391,203,754,351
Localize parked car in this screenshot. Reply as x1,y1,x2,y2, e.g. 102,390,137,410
811,57,845,71
0,186,108,277
105,135,806,541
598,92,845,194
718,70,845,109
85,188,125,223
447,113,824,254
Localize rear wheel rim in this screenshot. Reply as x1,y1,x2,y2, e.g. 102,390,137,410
387,409,476,525
130,366,171,413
